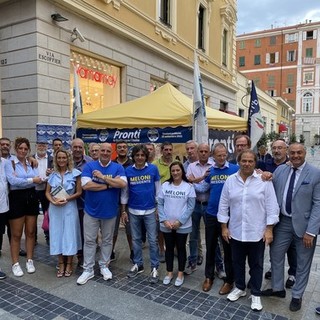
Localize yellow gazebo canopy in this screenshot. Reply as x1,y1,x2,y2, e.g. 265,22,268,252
77,83,247,131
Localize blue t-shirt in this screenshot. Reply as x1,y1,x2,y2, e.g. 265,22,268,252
125,164,160,210
82,161,125,219
205,163,239,217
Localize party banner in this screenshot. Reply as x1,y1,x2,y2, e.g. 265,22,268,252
36,123,72,153
77,126,192,144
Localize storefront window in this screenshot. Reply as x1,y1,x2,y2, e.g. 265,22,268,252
70,51,121,113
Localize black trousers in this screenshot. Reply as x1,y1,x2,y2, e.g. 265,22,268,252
163,231,188,272
204,215,221,279
230,238,265,296
0,211,10,251
204,215,234,283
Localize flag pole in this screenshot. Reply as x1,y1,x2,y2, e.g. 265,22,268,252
72,63,83,138
193,51,208,144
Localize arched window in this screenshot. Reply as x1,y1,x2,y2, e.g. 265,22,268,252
302,92,313,113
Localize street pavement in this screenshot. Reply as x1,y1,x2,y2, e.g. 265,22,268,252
0,147,319,320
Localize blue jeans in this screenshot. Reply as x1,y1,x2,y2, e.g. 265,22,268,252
188,202,207,265
129,212,159,269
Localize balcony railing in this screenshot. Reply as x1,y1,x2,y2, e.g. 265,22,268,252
303,57,316,64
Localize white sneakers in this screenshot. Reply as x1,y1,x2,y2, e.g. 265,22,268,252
26,259,35,273
227,287,247,301
77,271,94,285
77,266,113,284
227,288,263,312
149,267,159,284
12,262,24,277
100,267,112,281
251,295,263,311
12,260,36,277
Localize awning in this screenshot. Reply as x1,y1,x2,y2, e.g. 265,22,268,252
279,123,288,133
222,110,239,116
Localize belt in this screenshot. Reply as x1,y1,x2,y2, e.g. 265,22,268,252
280,212,291,219
196,200,208,206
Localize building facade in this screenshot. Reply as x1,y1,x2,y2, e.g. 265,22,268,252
236,20,320,146
0,0,239,145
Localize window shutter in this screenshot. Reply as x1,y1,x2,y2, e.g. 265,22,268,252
274,90,277,96
286,51,289,61
294,33,298,42
285,34,289,43
266,53,270,64
293,50,296,61
275,52,279,63
313,30,317,39
303,31,306,40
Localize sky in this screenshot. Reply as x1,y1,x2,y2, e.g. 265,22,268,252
237,0,320,35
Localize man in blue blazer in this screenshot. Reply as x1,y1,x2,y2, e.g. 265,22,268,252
262,143,320,312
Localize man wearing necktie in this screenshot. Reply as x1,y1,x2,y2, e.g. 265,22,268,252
262,143,320,312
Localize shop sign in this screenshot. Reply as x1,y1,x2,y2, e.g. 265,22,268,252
77,66,117,88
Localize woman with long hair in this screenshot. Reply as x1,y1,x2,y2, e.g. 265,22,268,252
45,149,82,277
5,137,42,277
158,161,196,287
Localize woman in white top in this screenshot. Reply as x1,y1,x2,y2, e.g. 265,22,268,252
218,149,279,312
158,161,196,287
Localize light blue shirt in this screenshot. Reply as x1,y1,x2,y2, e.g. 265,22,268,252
5,158,39,190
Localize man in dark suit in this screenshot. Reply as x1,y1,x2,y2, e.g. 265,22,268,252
262,143,320,312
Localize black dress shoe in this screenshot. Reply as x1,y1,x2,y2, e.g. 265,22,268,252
264,269,272,280
261,289,286,298
289,298,302,312
19,249,26,257
197,255,203,266
285,275,296,289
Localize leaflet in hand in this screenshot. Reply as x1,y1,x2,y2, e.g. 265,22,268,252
51,185,69,200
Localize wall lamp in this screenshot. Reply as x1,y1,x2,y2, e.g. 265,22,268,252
51,13,69,22
241,80,252,107
71,28,86,43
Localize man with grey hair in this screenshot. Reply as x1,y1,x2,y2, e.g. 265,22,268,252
202,143,238,293
183,140,205,266
185,143,213,274
183,140,198,172
77,143,127,285
88,143,100,161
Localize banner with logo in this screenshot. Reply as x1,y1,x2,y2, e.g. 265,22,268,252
36,123,72,153
77,127,238,159
77,127,192,144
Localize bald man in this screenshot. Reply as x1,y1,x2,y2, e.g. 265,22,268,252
77,143,127,285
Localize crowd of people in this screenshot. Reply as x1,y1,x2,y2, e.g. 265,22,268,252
0,135,319,314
